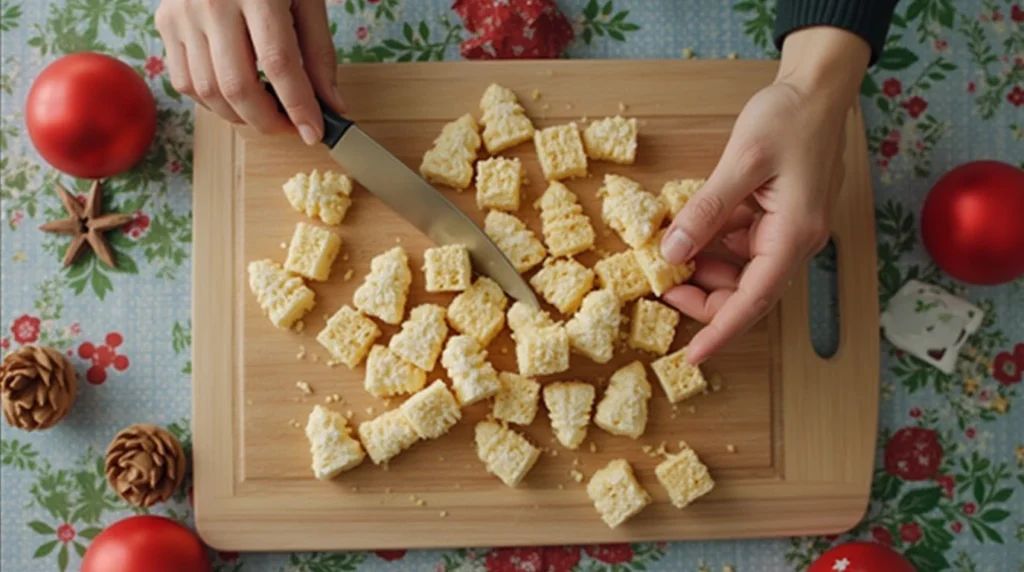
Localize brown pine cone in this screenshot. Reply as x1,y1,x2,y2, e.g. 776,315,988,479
105,424,187,507
1,345,77,431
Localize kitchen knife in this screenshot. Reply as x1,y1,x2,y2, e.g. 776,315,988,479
265,83,538,307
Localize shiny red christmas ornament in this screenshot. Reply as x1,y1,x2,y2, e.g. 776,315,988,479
921,160,1024,285
26,52,156,179
808,542,915,572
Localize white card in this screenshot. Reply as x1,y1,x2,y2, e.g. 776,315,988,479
880,280,984,374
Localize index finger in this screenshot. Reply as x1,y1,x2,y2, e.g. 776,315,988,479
684,250,799,365
244,2,322,145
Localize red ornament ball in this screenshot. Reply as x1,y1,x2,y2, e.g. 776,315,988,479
809,542,915,572
26,52,156,179
921,160,1024,285
80,515,211,572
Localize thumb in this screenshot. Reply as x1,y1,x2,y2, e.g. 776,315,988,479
661,142,773,264
295,0,346,113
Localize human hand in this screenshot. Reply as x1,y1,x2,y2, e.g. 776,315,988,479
660,27,871,365
155,0,344,145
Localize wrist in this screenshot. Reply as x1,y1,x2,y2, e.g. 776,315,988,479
775,26,871,111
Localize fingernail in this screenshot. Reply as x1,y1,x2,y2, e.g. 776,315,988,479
661,227,694,264
297,123,319,146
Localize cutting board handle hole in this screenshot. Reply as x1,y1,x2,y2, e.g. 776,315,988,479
807,237,840,359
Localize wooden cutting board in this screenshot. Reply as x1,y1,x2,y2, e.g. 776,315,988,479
192,60,879,551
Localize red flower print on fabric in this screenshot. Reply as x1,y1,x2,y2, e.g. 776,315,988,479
1008,86,1024,107
144,56,165,78
10,314,41,344
0,337,9,349
884,427,943,481
951,521,963,533
375,550,406,561
882,78,902,98
454,0,574,60
585,543,634,564
123,211,150,240
901,96,928,118
77,332,130,385
936,474,955,498
543,546,581,571
356,26,369,41
962,502,977,515
485,546,544,571
218,551,240,562
1013,5,1024,22
56,523,75,544
871,526,893,546
899,522,922,544
881,139,899,158
993,346,1022,386
481,545,580,571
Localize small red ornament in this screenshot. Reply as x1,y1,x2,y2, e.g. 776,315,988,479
808,542,915,572
921,160,1024,285
26,52,157,179
80,515,211,572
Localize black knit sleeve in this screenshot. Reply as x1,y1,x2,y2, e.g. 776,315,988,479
774,0,901,65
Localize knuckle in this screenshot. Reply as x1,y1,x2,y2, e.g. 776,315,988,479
171,77,193,95
260,48,294,78
193,79,219,99
687,193,726,228
219,75,252,101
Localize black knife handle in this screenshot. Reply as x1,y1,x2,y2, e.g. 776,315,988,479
263,82,353,148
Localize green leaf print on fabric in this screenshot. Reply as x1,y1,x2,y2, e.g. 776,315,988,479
337,17,463,63
959,5,1024,123
902,0,957,42
285,551,367,571
877,47,920,70
172,320,192,374
0,0,21,32
1,439,40,471
899,487,943,514
342,0,400,22
733,0,779,56
579,0,640,45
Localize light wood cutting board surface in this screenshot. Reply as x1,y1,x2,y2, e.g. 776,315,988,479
192,60,879,551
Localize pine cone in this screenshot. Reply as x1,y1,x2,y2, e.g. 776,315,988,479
1,345,77,431
105,424,187,507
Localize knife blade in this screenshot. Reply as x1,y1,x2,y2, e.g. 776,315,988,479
265,83,538,306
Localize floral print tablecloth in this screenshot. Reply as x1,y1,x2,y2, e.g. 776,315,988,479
2,1,1023,571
